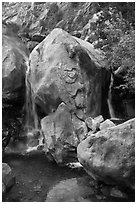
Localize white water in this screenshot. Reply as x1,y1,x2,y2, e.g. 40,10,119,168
25,61,43,150
107,74,115,118
25,61,38,131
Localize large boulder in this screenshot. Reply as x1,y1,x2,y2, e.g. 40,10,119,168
77,118,135,190
29,28,110,119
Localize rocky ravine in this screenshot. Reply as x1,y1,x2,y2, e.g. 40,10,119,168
2,21,135,200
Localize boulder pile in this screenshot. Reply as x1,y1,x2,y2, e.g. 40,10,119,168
29,28,110,163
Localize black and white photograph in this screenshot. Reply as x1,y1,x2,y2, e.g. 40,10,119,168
2,1,135,202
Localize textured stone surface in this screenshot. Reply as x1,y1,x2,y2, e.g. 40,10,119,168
2,23,29,103
41,102,89,164
72,114,88,142
77,118,135,190
100,119,115,130
29,28,110,119
41,103,79,164
2,163,15,194
85,115,104,131
2,23,30,151
46,177,95,202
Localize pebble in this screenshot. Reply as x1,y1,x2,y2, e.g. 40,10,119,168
110,187,127,198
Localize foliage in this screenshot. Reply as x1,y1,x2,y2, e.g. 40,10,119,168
89,3,135,99
110,30,135,98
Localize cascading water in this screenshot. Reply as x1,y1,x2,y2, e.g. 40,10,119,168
25,60,38,131
25,60,43,151
107,73,116,119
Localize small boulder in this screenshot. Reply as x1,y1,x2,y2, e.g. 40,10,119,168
110,187,127,199
100,119,115,130
72,114,88,142
2,163,15,194
85,115,104,132
85,117,93,130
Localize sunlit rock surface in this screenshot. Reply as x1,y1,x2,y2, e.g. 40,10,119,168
77,118,135,190
29,28,110,119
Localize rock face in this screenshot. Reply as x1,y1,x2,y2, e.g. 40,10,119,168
77,118,135,190
2,23,29,104
29,28,110,119
2,163,15,195
2,23,29,150
41,103,84,164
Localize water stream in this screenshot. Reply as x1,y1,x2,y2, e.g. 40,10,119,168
24,61,44,151
25,61,39,132
3,62,134,202
107,74,116,118
3,153,133,202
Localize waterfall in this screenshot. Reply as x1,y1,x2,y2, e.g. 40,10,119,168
107,73,115,118
24,60,44,150
25,60,39,131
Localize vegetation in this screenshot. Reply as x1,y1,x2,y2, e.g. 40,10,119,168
89,3,135,100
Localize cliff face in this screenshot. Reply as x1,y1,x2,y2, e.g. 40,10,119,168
2,2,98,37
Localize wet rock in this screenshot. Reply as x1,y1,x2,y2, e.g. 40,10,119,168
110,187,127,199
2,182,6,194
46,177,95,202
41,103,78,164
66,162,83,169
96,194,106,200
29,28,110,119
77,118,135,190
2,163,15,194
100,119,115,130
